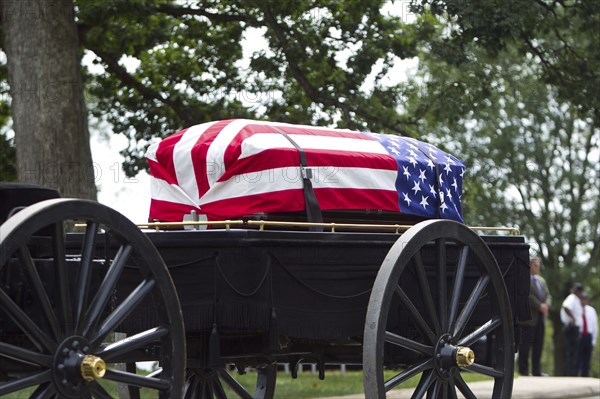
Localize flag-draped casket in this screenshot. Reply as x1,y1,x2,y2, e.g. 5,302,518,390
146,119,465,223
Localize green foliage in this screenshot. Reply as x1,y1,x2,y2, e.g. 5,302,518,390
0,131,16,181
407,0,599,293
0,59,16,182
414,0,600,118
406,1,599,374
75,0,433,176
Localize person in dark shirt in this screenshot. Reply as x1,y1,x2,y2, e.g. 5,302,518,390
518,257,551,376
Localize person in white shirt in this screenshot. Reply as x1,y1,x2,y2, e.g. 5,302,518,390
560,283,585,376
576,292,598,377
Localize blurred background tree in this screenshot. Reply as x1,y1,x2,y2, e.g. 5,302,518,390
408,0,599,375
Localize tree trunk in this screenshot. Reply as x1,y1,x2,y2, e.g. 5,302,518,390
1,0,96,199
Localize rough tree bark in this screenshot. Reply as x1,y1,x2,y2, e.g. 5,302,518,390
1,0,96,199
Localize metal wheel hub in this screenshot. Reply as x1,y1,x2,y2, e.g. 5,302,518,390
433,334,475,378
52,336,97,397
196,368,218,381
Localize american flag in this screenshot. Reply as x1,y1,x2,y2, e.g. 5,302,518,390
146,119,464,223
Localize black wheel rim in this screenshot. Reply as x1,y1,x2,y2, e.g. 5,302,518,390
183,366,276,399
0,199,185,398
364,220,514,399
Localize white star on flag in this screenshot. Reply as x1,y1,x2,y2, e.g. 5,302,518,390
440,201,449,213
444,163,452,175
411,180,421,195
420,195,429,209
426,158,435,171
429,184,437,198
403,192,411,207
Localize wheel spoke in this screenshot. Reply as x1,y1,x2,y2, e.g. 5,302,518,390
448,377,458,399
53,222,73,335
147,367,163,379
452,275,490,339
395,285,436,344
218,369,254,399
429,379,447,399
104,368,171,390
31,382,57,399
184,372,200,399
411,369,434,399
436,238,448,331
90,381,114,399
0,287,55,353
385,331,433,356
384,359,432,392
126,362,142,399
454,372,477,399
255,366,276,399
18,245,61,340
457,317,501,347
81,244,132,336
0,341,52,367
413,252,440,334
465,362,504,378
0,369,52,395
74,222,98,332
205,378,216,398
212,375,228,399
98,326,169,362
203,382,211,398
448,246,469,329
91,278,156,346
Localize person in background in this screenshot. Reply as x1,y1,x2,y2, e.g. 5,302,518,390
518,257,551,376
560,282,585,376
576,292,597,377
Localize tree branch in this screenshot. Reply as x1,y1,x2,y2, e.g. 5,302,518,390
523,37,566,86
260,6,414,136
88,46,196,126
156,4,262,27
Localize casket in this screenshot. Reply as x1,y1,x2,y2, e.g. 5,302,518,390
146,119,465,223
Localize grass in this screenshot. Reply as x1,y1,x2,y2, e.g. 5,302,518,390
234,368,493,398
3,366,493,398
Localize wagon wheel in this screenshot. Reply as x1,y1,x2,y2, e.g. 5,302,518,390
363,220,514,398
183,365,276,398
0,199,185,398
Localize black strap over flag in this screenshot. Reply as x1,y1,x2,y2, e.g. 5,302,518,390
273,126,323,231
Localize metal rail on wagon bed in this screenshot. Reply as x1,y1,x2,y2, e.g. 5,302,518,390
0,192,530,399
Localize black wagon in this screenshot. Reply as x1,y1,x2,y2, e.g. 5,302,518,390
0,183,530,398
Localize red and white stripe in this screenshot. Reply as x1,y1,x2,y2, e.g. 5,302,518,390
146,119,400,221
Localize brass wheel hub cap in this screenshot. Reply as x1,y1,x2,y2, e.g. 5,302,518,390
81,355,106,381
434,334,476,378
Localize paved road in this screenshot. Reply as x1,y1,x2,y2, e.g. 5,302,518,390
321,376,600,399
